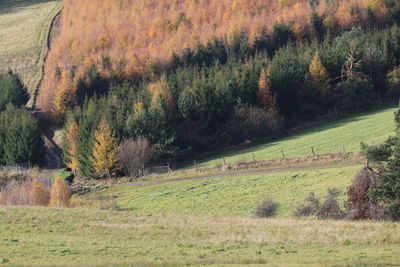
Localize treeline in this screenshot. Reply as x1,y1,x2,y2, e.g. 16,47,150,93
0,71,45,166
60,25,400,178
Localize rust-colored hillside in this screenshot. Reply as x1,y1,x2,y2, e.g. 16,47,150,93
37,0,386,113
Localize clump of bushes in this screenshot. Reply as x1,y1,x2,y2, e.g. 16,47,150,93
293,188,345,219
254,197,279,218
0,177,71,208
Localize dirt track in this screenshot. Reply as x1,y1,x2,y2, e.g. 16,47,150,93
124,159,363,187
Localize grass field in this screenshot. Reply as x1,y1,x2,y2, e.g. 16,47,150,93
75,164,361,218
194,107,398,168
1,206,400,266
0,0,61,106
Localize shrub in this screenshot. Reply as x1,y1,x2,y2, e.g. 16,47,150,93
118,138,154,178
294,188,345,219
254,197,279,218
30,179,50,206
50,179,72,208
0,179,32,206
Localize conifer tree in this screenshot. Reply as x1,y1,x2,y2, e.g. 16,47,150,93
49,179,71,208
53,72,75,123
91,119,119,178
64,119,79,174
0,105,45,165
31,179,50,206
309,52,330,95
76,100,99,178
257,68,278,113
0,71,29,111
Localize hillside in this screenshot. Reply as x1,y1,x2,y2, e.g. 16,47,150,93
0,0,61,106
38,0,389,112
75,164,361,218
193,106,398,168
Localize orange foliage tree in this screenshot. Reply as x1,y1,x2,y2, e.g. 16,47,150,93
30,179,50,206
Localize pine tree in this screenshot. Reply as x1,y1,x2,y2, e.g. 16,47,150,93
49,179,71,208
309,52,330,95
91,119,119,178
0,105,45,165
0,71,29,111
30,179,50,206
76,100,99,178
257,68,278,113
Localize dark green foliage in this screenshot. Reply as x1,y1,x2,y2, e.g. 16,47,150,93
362,110,400,220
0,71,29,111
254,197,279,218
0,105,45,165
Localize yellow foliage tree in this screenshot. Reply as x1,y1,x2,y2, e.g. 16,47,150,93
30,179,50,206
91,120,119,178
49,179,71,208
53,71,75,122
65,120,79,174
309,53,330,95
257,68,278,113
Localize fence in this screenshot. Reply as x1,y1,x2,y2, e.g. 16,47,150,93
0,163,32,173
144,165,173,175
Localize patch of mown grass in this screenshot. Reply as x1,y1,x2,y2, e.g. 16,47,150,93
194,107,398,168
0,206,399,266
77,164,361,218
0,0,61,106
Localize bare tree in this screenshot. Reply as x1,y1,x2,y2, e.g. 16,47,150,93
118,138,154,178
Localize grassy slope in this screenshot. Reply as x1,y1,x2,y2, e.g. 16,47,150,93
0,0,61,106
194,107,398,168
1,206,399,266
76,164,360,218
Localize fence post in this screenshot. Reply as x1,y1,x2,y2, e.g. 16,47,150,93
343,145,346,153
194,160,198,169
252,153,256,162
223,157,227,165
281,150,285,159
311,146,315,156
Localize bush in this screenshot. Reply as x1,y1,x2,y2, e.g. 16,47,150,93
50,179,72,207
254,197,279,218
294,188,345,219
30,179,50,206
118,138,154,178
347,165,387,220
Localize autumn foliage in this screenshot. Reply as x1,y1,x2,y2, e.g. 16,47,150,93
30,179,50,206
37,0,389,113
49,179,71,208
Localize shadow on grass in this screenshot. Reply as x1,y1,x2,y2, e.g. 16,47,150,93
189,106,398,167
0,0,58,15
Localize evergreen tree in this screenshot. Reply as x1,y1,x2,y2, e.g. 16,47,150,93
0,105,45,165
91,119,119,178
76,100,100,178
0,71,29,111
362,110,400,220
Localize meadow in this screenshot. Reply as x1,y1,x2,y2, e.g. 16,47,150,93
75,164,361,218
0,0,61,106
193,106,398,168
1,206,400,266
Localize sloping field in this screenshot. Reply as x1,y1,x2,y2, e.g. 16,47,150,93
1,206,399,266
0,0,61,106
75,164,360,218
194,107,398,168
